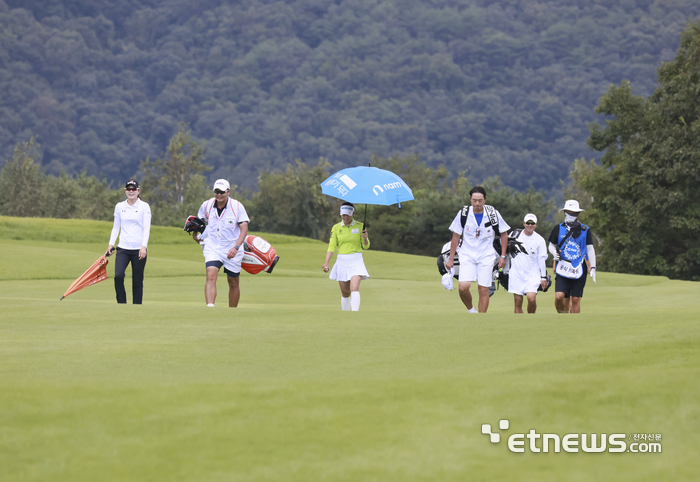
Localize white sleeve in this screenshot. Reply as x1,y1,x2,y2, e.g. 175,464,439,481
538,238,548,276
197,200,208,220
496,210,510,233
548,242,558,258
448,211,463,235
108,204,121,246
587,244,596,269
236,201,250,224
141,203,152,248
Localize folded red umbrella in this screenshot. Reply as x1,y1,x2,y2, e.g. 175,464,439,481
60,254,109,300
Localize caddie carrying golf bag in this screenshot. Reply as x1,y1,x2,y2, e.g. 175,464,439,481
242,235,280,274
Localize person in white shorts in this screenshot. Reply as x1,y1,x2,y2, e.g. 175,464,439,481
445,186,509,313
508,213,548,313
191,179,250,307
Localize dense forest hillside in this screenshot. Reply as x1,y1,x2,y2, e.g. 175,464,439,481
0,0,696,191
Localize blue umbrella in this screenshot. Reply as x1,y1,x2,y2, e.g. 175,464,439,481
320,166,414,207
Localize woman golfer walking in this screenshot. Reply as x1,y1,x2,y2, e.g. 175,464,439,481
322,202,370,311
106,179,151,304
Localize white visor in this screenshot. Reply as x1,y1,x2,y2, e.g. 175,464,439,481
340,206,355,216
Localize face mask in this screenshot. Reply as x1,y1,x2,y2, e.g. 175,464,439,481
564,213,579,225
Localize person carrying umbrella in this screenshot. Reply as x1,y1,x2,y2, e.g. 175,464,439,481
322,202,370,311
106,179,151,304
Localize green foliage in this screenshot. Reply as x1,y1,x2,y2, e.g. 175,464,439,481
1,1,697,192
576,20,700,281
0,138,120,220
140,124,211,227
247,159,336,241
0,138,44,217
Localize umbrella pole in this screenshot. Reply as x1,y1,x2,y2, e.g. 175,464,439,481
363,204,368,228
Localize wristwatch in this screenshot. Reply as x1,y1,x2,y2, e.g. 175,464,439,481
234,244,240,250
500,255,506,258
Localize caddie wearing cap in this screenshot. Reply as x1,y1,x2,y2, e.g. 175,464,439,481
548,200,597,314
322,202,370,311
191,179,250,307
508,213,549,313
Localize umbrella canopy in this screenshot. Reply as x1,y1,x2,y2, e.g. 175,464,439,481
320,166,414,207
60,255,109,300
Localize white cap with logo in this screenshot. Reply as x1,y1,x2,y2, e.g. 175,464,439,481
213,179,230,192
559,200,585,212
523,213,538,223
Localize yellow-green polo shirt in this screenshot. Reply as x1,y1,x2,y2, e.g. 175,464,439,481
327,220,370,254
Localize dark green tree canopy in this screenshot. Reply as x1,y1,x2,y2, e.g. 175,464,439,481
575,19,700,281
0,0,696,193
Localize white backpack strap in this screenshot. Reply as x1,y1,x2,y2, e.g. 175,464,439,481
205,198,216,222
485,205,498,227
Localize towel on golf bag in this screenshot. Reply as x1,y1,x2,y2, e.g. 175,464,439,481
242,235,280,274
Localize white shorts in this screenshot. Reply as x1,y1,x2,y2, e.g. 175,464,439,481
508,271,540,296
329,253,370,282
203,243,245,274
458,255,494,287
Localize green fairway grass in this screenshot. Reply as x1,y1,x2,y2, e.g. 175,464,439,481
1,216,698,481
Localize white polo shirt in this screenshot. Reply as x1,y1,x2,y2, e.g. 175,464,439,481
510,230,548,280
109,198,152,250
449,206,510,262
198,197,250,251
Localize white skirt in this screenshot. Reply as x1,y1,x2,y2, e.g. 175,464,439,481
329,253,370,281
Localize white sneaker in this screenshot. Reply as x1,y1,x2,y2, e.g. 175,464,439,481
207,303,215,307
468,307,478,313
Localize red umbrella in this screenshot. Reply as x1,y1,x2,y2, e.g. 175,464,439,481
60,255,110,300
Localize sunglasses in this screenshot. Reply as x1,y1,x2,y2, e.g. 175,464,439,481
125,187,138,192
525,221,536,225
214,189,227,195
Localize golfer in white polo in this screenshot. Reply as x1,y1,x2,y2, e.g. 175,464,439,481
192,179,250,307
508,213,548,313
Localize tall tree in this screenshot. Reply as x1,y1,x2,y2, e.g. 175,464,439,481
249,159,336,240
140,124,211,226
575,20,700,281
0,138,45,217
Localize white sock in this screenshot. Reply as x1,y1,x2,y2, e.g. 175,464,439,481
341,296,351,311
468,307,478,313
207,303,215,307
350,292,360,311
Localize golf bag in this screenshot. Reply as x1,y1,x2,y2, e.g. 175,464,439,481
241,235,280,274
437,241,459,279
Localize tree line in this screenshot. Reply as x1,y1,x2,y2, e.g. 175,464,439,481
0,0,696,194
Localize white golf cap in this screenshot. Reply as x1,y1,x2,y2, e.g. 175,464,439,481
340,205,355,216
560,199,585,212
524,213,537,223
213,179,230,192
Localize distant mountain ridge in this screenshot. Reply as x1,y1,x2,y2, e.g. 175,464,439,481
0,0,695,191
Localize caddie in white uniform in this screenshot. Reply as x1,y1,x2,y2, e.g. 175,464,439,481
446,186,509,314
192,179,250,308
508,213,548,313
